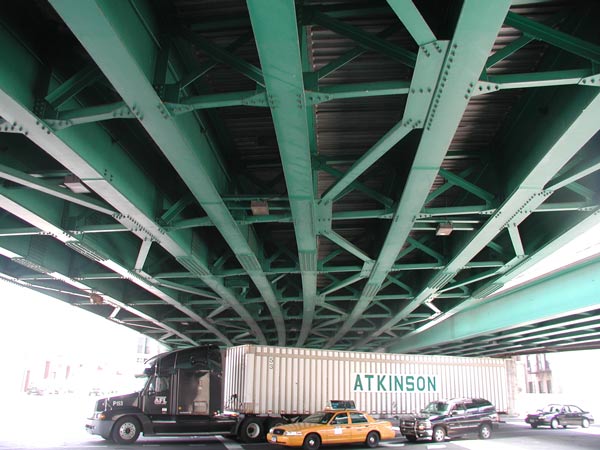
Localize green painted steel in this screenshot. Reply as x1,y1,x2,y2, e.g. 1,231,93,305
247,0,318,346
50,0,287,345
389,256,600,354
387,0,436,46
0,13,265,345
0,0,599,354
328,0,512,347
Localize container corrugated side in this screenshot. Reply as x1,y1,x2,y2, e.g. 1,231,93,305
223,345,514,416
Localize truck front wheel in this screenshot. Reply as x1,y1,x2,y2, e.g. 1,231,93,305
111,417,141,444
239,417,264,443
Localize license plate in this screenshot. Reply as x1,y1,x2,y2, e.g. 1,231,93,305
271,437,277,443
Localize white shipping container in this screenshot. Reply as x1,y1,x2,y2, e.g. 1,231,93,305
223,345,515,417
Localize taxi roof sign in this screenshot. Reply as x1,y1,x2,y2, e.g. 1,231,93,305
326,400,356,410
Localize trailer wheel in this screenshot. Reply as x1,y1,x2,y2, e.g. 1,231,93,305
303,433,321,450
366,431,380,448
432,426,446,442
111,417,141,444
239,417,264,443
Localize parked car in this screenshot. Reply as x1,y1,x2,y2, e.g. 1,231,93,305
399,398,499,443
525,404,594,429
266,408,396,450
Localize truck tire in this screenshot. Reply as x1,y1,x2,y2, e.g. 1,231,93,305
405,435,417,442
111,416,141,444
432,426,446,443
478,423,492,439
303,433,321,450
239,417,264,443
366,431,380,448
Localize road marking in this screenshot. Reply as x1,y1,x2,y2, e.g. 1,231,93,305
216,435,244,450
426,445,446,449
380,442,405,447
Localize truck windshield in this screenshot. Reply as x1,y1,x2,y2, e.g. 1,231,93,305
421,402,450,414
303,412,335,424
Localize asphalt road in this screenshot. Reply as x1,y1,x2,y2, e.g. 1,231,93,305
1,395,598,450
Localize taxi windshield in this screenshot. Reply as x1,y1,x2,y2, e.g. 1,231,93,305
421,401,450,414
303,412,335,424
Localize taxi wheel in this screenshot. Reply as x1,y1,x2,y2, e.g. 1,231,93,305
303,433,321,450
432,426,446,443
550,419,559,429
366,431,380,448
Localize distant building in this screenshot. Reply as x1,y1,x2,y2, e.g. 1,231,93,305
514,354,553,394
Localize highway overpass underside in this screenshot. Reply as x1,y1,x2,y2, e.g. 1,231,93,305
0,0,599,356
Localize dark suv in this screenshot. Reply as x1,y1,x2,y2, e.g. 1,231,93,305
399,398,499,443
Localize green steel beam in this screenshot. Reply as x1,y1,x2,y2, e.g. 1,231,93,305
51,0,286,345
401,207,600,342
179,32,253,90
320,39,447,205
0,227,42,237
316,25,399,80
44,101,134,130
474,69,600,95
361,83,600,348
387,0,436,46
485,35,532,69
247,0,318,347
44,64,103,110
0,13,265,344
547,154,600,191
0,190,209,346
308,81,410,103
504,11,600,64
321,230,373,263
427,167,475,203
180,29,265,86
484,10,568,70
388,256,600,352
327,0,511,347
438,168,495,204
0,163,116,216
316,160,394,208
307,8,417,68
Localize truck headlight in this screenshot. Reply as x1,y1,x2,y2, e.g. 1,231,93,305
416,421,430,431
284,431,303,436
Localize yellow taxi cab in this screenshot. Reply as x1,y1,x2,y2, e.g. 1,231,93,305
266,402,396,450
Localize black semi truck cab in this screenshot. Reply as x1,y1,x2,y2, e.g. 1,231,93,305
86,346,252,444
